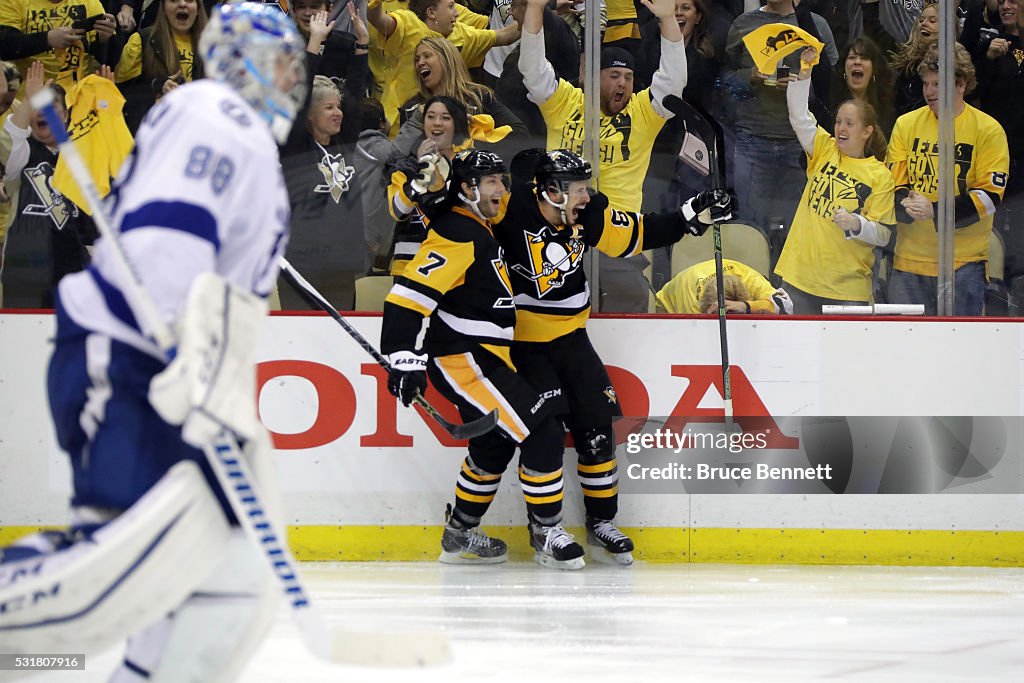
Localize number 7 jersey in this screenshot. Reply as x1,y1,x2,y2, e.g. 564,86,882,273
382,205,518,366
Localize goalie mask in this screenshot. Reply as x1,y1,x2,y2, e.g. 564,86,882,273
450,149,509,222
200,2,307,144
534,149,592,227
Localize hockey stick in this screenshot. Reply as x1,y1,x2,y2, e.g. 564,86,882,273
33,88,451,668
278,259,499,440
663,95,734,420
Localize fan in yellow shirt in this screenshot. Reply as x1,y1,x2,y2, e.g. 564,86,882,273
368,0,520,134
0,0,119,96
886,44,1009,316
774,48,896,314
367,1,488,99
657,259,792,314
518,0,684,213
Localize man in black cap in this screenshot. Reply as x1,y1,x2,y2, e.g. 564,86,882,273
519,0,685,313
519,0,684,217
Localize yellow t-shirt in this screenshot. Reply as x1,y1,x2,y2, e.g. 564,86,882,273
604,0,640,42
657,259,779,314
369,2,489,97
538,80,666,212
0,0,108,96
886,104,1009,276
51,75,134,214
380,9,495,133
114,32,195,83
456,3,489,29
774,127,896,301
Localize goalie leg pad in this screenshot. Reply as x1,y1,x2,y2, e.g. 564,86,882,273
108,531,278,683
0,460,231,655
149,272,269,448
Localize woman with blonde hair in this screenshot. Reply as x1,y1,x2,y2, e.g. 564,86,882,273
115,0,207,133
395,36,526,155
890,0,950,117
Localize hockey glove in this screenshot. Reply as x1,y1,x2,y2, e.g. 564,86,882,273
679,189,733,237
387,350,428,407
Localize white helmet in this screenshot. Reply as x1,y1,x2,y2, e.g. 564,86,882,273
200,2,307,143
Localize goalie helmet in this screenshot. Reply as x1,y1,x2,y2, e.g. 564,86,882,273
200,2,307,144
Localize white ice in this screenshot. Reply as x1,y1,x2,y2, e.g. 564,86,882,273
18,562,1024,682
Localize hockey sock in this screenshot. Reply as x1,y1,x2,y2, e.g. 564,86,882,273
452,456,503,527
578,457,619,520
520,465,564,525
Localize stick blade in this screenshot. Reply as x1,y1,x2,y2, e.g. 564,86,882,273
447,408,499,440
330,629,453,667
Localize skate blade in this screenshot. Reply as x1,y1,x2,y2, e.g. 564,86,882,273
533,552,585,570
438,550,508,565
588,545,634,566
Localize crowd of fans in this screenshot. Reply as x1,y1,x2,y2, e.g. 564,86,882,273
0,0,1020,315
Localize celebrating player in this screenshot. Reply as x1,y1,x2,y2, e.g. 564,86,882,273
0,4,305,679
494,148,732,564
382,149,587,570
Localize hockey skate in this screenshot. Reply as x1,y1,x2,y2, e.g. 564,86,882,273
586,517,635,566
439,505,508,564
529,521,585,570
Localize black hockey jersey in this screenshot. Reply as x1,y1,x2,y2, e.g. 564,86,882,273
382,205,517,366
2,138,94,308
494,184,690,342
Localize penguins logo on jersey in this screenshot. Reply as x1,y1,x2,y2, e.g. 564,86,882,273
315,150,355,203
512,225,585,297
22,162,76,230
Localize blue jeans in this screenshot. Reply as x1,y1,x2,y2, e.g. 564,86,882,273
887,261,987,316
732,132,806,241
781,281,867,315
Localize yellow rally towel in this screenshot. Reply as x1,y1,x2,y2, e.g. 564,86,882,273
741,23,824,75
52,76,134,216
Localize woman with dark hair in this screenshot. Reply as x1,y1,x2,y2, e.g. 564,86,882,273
115,0,207,133
832,35,895,137
387,95,471,275
637,0,721,107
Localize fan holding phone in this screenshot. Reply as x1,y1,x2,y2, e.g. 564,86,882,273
0,1,118,96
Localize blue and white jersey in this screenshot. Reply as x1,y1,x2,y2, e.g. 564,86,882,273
58,80,290,359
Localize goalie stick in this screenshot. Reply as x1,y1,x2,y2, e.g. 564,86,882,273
278,261,500,440
33,88,451,668
663,95,734,420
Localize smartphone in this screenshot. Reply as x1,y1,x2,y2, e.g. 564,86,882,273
776,64,790,81
71,14,103,31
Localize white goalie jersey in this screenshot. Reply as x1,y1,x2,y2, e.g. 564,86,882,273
57,79,291,359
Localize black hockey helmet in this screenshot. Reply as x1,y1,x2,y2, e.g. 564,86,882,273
534,149,592,192
450,149,508,191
